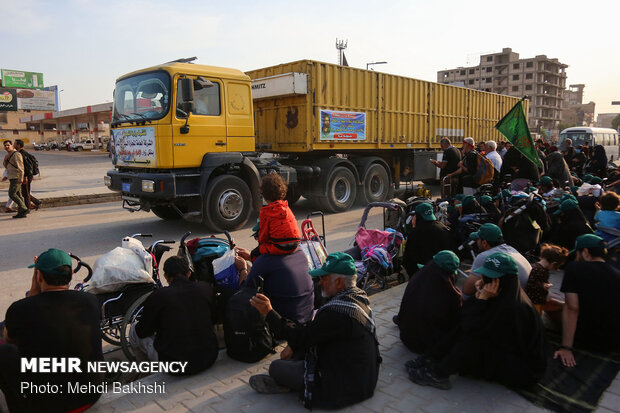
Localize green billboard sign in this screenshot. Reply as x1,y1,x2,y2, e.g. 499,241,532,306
1,69,44,89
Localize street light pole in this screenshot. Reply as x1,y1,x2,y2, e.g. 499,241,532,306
366,61,387,70
58,89,64,111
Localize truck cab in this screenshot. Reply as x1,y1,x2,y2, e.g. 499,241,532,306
105,59,263,231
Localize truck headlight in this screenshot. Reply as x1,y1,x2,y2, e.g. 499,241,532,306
142,180,155,192
104,176,111,187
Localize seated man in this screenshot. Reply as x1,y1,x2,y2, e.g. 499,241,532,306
397,251,462,354
248,252,381,409
462,223,532,297
445,137,478,195
132,256,219,375
554,235,620,367
403,203,454,275
0,249,104,412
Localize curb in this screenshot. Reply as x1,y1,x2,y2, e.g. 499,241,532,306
39,193,121,208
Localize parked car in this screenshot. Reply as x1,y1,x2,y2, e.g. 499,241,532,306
71,139,95,151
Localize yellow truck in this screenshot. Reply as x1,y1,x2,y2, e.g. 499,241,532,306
105,58,522,231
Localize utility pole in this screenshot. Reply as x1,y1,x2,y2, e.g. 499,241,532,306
335,38,348,65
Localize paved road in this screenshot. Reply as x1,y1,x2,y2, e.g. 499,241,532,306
0,199,385,316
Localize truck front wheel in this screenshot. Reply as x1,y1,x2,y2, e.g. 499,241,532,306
324,167,357,212
203,175,252,232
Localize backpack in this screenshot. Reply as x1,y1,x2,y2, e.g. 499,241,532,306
223,286,275,363
472,153,494,186
21,151,40,176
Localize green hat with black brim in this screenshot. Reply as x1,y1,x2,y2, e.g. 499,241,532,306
415,202,436,222
469,223,503,244
28,248,73,276
554,198,579,215
472,252,518,279
309,252,357,278
570,234,606,255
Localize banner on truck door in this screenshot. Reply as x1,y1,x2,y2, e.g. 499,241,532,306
319,110,366,141
112,127,156,166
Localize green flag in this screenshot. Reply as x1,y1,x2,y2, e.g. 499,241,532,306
495,99,542,169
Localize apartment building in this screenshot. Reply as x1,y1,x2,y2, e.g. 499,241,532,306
437,48,567,133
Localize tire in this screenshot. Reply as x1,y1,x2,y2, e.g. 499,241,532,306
285,183,301,205
151,205,183,220
120,291,153,361
324,167,357,212
203,174,252,232
358,163,390,205
77,147,83,151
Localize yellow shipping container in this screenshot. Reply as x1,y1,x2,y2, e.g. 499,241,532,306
247,60,526,153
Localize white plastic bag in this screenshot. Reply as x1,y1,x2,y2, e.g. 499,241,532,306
212,249,239,290
121,237,153,275
86,247,154,294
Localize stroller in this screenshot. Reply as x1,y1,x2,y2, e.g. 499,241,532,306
350,202,405,291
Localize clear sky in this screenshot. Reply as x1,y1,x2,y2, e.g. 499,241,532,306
3,0,619,116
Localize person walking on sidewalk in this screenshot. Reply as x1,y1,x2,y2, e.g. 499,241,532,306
2,140,29,218
14,139,42,210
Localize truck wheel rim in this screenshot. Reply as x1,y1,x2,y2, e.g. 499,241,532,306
218,189,243,220
369,175,385,197
334,178,351,203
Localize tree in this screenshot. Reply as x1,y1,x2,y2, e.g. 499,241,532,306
558,122,576,132
612,114,620,130
540,128,549,138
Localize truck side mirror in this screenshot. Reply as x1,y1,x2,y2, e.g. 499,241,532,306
179,78,194,102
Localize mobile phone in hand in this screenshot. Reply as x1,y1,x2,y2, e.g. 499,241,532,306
257,276,264,294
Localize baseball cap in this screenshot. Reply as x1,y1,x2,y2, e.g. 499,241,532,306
309,252,357,278
582,174,593,183
590,177,603,185
570,234,606,254
479,195,493,205
493,189,511,200
463,137,475,146
554,198,579,215
462,195,475,208
473,252,518,279
28,248,73,276
415,203,436,221
539,176,553,186
433,251,460,273
469,223,503,244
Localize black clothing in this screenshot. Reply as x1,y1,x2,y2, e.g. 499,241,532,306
135,277,219,375
441,146,461,178
584,145,607,178
546,152,574,187
561,261,620,352
397,260,462,353
1,291,104,412
569,151,587,175
500,146,541,182
433,274,547,388
404,220,453,275
266,293,380,409
244,249,314,324
550,209,593,250
563,147,575,165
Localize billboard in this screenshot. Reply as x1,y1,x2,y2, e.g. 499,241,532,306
1,69,44,89
17,89,56,110
319,109,367,140
0,88,18,111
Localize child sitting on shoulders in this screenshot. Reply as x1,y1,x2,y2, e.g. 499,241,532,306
594,191,620,243
256,172,301,256
524,243,568,315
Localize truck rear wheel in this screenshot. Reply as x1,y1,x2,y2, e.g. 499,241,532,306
286,183,301,205
151,205,183,220
203,175,252,232
358,163,390,204
324,167,357,212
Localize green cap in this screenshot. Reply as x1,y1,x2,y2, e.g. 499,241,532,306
554,198,579,215
590,177,603,185
479,195,493,205
582,174,593,183
28,248,73,276
415,203,436,221
309,252,357,277
462,195,475,208
493,189,511,200
570,234,606,254
539,176,553,186
454,194,466,201
433,250,460,273
469,223,503,244
473,252,518,279
527,186,538,193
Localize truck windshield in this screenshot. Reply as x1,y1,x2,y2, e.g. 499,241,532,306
559,132,592,147
112,71,170,125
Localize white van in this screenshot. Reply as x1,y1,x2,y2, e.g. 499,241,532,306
559,127,620,162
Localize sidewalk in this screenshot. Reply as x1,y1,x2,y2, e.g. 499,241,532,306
91,283,620,413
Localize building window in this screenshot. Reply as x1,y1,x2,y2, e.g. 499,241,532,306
443,73,448,78
0,113,7,123
486,78,492,83
486,67,492,73
460,70,466,75
469,69,474,74
469,79,474,85
525,85,532,91
513,75,520,81
526,62,533,68
513,63,520,70
526,73,533,80
512,86,519,92
487,56,493,62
